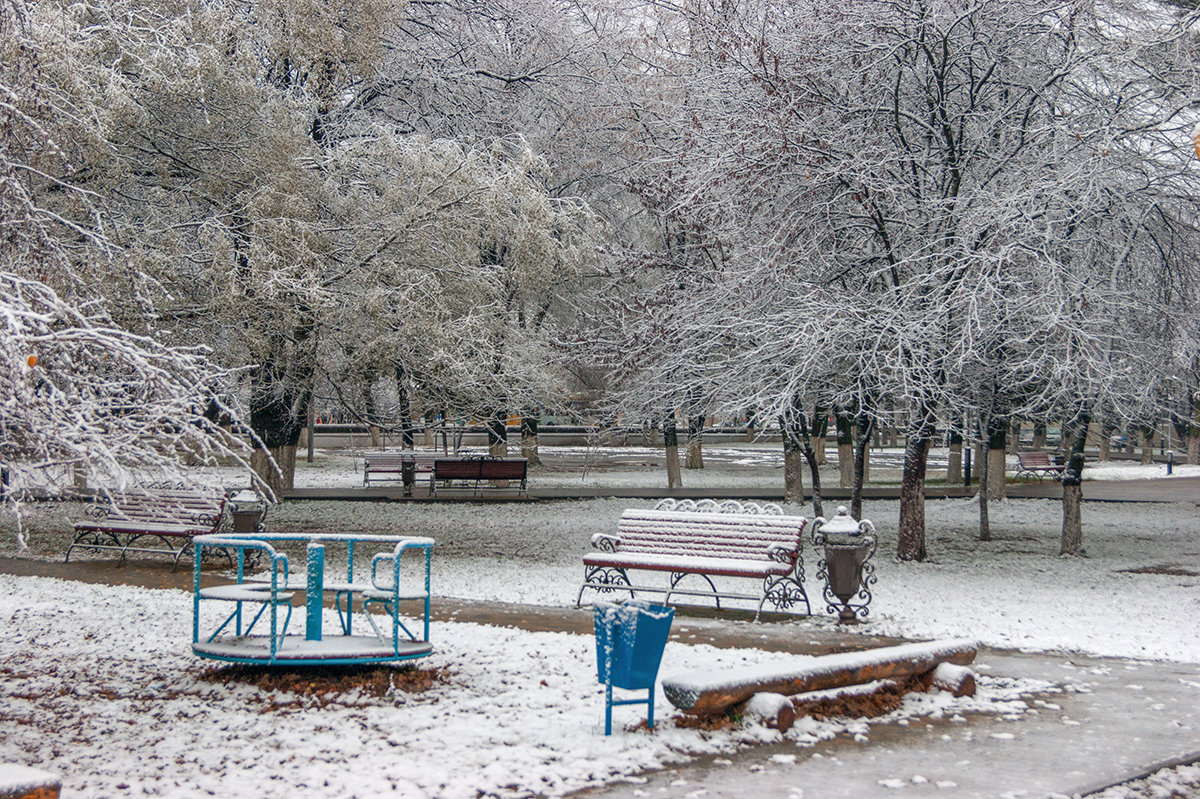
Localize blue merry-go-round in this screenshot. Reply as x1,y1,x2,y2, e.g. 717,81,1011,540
191,532,434,666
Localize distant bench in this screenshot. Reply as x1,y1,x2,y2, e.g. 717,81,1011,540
431,457,528,498
1014,451,1066,481
67,488,228,569
362,452,438,488
577,498,810,620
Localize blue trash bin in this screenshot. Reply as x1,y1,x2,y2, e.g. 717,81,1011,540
593,600,674,735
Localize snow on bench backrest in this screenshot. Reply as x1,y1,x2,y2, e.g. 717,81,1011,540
617,509,806,561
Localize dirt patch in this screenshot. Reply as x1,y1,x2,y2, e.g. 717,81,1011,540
196,662,450,706
790,676,924,722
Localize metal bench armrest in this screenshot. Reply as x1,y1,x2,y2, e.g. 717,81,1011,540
766,543,799,563
591,533,621,553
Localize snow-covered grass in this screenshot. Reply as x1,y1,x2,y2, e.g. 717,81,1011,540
3,445,1199,662
143,443,1200,490
0,575,1051,798
1,444,1198,797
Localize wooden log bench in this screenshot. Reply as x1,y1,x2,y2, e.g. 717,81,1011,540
576,498,810,619
362,452,437,489
66,488,228,569
1014,451,1066,481
663,638,979,718
430,457,528,497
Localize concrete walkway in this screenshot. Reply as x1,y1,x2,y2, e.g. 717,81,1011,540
4,557,1199,798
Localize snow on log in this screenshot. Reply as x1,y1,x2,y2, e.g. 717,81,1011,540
0,763,61,799
740,692,796,732
662,638,978,716
925,662,976,697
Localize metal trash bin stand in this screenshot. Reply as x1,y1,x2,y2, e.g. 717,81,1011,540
811,506,877,623
593,600,675,735
228,489,267,533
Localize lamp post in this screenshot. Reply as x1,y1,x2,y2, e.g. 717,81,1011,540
811,506,877,623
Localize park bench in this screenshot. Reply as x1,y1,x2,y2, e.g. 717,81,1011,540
66,487,228,569
1014,451,1066,481
431,456,528,497
576,498,810,620
362,452,438,489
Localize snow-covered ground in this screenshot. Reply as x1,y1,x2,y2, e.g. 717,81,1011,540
1,445,1198,797
0,575,1053,798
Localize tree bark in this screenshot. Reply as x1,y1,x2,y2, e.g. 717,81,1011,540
836,408,854,488
685,411,704,469
1032,421,1047,451
362,383,381,448
744,406,757,443
850,407,874,521
249,344,313,493
1098,417,1114,461
986,415,1006,501
486,409,508,458
664,413,682,489
520,414,540,466
395,363,415,449
423,410,436,448
813,405,829,465
978,416,991,542
897,402,934,562
783,439,804,505
1140,425,1154,465
947,425,963,485
1060,404,1091,556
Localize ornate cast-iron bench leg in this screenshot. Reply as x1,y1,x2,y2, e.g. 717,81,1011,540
665,571,720,609
576,565,634,607
759,574,810,620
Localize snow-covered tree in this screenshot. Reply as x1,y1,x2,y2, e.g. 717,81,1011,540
0,0,254,535
587,0,1200,556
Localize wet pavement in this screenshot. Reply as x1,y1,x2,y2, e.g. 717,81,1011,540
4,556,1200,798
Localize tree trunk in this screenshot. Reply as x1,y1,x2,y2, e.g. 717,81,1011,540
850,408,874,521
745,406,757,443
897,403,934,562
978,418,991,542
783,439,804,505
645,419,662,448
1007,419,1021,454
362,384,381,448
249,349,312,493
520,414,541,466
1060,404,1091,556
1189,432,1199,466
664,413,682,490
836,408,853,488
686,411,704,469
947,426,963,485
395,363,415,449
1032,422,1047,450
986,415,1007,500
813,405,829,465
486,410,508,458
305,402,314,463
423,410,436,448
1140,426,1154,465
1098,417,1114,461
